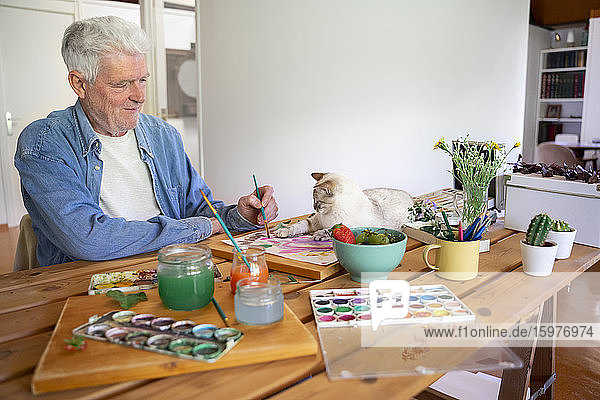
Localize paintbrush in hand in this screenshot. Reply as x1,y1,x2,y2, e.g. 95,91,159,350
253,174,271,238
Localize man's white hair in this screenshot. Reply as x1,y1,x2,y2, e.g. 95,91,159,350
61,16,150,83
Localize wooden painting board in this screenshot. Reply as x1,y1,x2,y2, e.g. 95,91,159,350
206,235,342,280
32,283,318,394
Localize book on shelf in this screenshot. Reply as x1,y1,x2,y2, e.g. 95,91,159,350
541,71,585,98
538,122,562,143
546,49,586,68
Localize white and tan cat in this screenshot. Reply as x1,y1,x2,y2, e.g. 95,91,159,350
275,172,414,240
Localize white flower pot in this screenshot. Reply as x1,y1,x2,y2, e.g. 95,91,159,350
547,229,577,260
520,240,558,277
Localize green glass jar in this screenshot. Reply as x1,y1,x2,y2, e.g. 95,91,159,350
157,243,215,311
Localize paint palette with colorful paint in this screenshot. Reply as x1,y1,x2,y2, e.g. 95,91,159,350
72,311,242,362
310,285,475,328
88,266,222,295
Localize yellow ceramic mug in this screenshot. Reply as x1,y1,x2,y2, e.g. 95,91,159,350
422,238,480,281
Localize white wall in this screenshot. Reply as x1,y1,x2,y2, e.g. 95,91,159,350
200,0,529,219
523,25,550,162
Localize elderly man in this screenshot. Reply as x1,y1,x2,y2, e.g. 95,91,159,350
15,16,277,267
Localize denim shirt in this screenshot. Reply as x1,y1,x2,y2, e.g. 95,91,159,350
15,100,259,267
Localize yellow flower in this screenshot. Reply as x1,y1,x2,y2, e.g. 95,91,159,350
514,141,521,148
434,138,446,150
488,141,501,151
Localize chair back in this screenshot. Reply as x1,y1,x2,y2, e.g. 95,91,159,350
554,133,579,143
13,214,39,271
535,142,580,166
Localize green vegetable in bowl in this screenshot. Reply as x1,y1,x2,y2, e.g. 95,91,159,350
356,228,401,245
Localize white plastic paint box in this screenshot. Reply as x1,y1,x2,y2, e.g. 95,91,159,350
504,173,600,248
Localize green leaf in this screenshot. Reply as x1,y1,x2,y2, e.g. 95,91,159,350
106,290,148,310
64,335,85,347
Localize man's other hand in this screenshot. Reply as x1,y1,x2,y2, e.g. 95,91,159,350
237,185,278,225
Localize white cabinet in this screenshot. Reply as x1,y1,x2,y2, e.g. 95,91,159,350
535,46,587,144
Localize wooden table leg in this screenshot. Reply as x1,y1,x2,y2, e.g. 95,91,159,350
498,305,542,400
530,295,557,400
498,295,557,400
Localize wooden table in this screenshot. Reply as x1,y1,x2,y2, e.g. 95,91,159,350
1,221,599,399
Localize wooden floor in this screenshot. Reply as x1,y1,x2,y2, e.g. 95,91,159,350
0,224,19,274
0,226,597,398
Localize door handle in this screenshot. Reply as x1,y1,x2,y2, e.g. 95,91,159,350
5,111,21,136
5,111,12,136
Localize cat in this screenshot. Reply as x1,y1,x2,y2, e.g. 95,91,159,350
275,172,414,240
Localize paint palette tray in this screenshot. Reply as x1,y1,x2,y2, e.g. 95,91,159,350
88,266,222,295
311,286,523,380
72,310,242,363
88,270,158,295
310,285,475,328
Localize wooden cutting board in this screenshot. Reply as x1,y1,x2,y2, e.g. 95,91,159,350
32,282,318,394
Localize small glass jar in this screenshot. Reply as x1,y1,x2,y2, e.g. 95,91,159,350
234,277,284,325
157,243,215,311
230,246,269,294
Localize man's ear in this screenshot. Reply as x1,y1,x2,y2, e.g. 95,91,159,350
311,172,325,182
68,70,87,99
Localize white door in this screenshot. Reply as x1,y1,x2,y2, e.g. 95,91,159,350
0,2,76,226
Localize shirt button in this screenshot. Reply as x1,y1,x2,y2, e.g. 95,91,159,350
94,165,100,170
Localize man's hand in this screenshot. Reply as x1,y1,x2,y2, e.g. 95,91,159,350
210,218,224,235
237,185,278,225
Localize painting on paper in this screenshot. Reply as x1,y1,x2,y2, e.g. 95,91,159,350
222,231,337,266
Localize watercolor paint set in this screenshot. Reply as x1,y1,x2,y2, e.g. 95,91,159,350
87,270,158,295
310,285,475,328
88,267,222,295
72,310,242,362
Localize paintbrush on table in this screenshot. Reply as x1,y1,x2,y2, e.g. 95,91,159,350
211,298,230,327
253,174,271,238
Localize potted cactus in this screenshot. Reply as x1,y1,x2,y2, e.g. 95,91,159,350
547,219,577,260
519,213,558,276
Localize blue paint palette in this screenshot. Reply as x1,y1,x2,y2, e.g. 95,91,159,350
310,285,475,328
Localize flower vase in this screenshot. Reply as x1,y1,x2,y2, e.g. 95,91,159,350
462,184,489,227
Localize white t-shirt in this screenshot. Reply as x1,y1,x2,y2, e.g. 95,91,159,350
97,129,162,221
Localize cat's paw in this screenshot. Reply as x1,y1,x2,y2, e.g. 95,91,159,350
275,227,293,238
312,229,332,241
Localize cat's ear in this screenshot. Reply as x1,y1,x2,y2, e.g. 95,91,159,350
311,172,325,182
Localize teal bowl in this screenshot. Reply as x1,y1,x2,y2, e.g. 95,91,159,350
332,227,407,283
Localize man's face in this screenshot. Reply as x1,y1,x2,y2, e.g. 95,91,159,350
81,53,148,136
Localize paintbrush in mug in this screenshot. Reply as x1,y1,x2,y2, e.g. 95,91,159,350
471,219,492,241
199,188,252,270
253,174,271,238
463,215,482,241
211,298,230,327
471,211,492,239
458,221,464,241
441,210,454,238
471,213,494,241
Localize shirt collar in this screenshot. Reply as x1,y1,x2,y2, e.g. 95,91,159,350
73,100,153,158
73,99,100,156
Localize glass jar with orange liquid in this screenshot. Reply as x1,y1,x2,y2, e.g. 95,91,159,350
230,246,269,294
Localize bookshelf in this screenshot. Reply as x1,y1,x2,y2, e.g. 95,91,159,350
535,46,587,143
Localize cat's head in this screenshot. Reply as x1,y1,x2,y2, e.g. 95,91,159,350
311,172,361,213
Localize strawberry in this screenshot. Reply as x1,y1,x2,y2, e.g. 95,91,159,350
331,223,356,244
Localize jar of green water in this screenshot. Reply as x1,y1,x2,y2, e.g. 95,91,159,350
157,243,215,311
